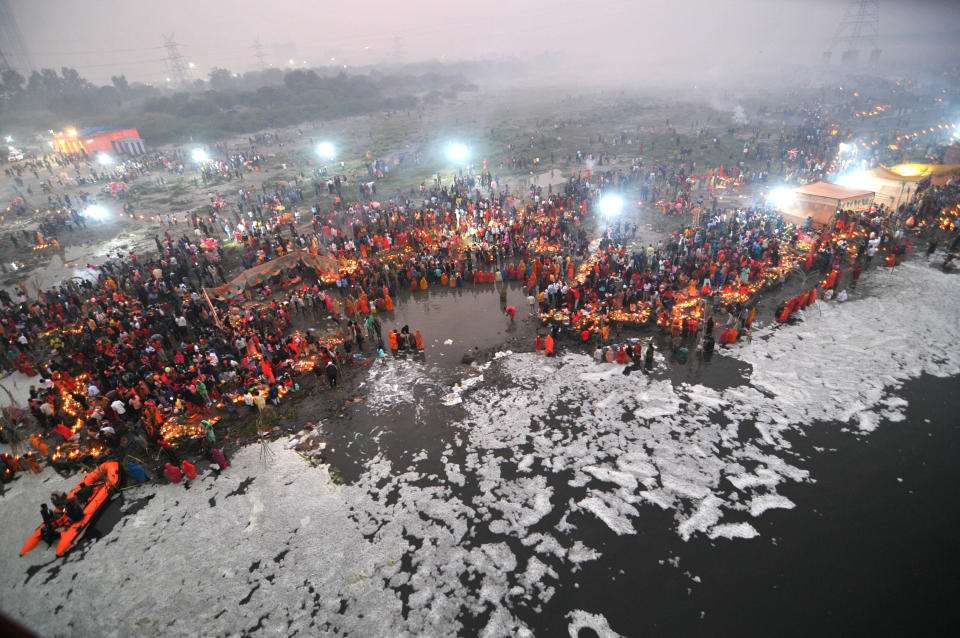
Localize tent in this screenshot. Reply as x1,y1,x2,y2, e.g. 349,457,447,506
204,250,339,300
781,182,875,227
838,164,960,209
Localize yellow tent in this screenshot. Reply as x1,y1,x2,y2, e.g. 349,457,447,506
883,164,960,180
856,164,960,209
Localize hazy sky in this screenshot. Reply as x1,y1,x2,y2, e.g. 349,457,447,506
7,0,960,83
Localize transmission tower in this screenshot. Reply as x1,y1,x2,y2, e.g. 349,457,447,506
163,34,190,86
0,0,34,74
253,38,267,70
824,0,880,65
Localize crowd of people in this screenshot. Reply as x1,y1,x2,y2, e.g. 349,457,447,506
3,83,960,493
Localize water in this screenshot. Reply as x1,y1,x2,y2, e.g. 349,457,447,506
511,373,960,635
7,265,958,636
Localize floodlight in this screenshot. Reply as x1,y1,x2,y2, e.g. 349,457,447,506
85,205,108,220
446,143,469,163
598,194,624,218
835,171,869,188
316,141,335,159
191,148,208,163
769,187,795,209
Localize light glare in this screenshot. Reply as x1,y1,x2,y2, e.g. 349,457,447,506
85,205,108,220
446,143,469,163
769,187,795,209
316,142,335,159
598,194,624,218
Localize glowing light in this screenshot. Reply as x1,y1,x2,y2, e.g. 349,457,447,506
891,164,922,177
85,205,108,220
191,148,208,163
97,154,113,165
598,194,624,218
768,187,796,209
838,142,853,153
316,141,335,159
446,143,469,163
835,171,869,188
188,62,196,68
67,129,77,137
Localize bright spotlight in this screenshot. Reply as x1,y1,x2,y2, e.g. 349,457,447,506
97,154,113,165
768,187,796,209
838,142,853,153
316,141,335,159
835,171,869,188
191,148,208,163
446,143,469,163
598,194,624,218
85,205,108,220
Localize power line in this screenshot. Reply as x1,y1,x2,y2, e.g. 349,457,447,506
30,45,166,57
253,38,267,70
162,34,190,86
825,0,881,65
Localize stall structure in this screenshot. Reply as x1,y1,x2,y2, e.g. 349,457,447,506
52,127,146,157
781,182,875,227
839,164,960,210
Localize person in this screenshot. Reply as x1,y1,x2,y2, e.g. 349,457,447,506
505,306,516,322
181,460,198,481
544,334,555,356
644,342,655,370
128,460,149,484
325,360,339,388
267,384,280,406
616,345,627,364
97,424,116,444
40,503,58,526
75,482,95,504
163,463,183,484
210,448,229,471
65,498,85,523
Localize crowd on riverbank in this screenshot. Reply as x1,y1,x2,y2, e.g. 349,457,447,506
3,86,960,485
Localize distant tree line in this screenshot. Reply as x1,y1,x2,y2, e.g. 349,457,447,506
0,63,479,144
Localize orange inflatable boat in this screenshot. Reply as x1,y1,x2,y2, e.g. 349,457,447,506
20,461,120,557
